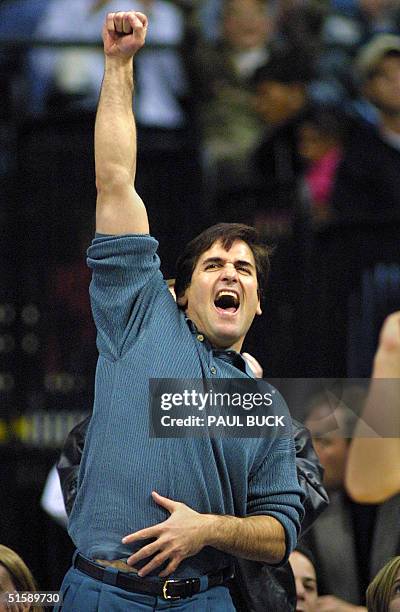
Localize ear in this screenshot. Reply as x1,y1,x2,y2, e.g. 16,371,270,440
176,292,188,310
256,289,262,316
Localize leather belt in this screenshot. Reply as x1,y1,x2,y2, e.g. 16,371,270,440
74,553,233,600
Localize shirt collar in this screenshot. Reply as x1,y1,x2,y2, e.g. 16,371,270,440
185,318,254,377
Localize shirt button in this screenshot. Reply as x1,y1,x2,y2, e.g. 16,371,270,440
197,334,204,342
210,366,217,374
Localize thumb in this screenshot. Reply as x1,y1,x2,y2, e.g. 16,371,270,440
151,491,178,513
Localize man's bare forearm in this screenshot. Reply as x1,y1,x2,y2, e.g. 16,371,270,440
95,56,136,193
124,493,288,576
204,513,286,564
95,11,149,235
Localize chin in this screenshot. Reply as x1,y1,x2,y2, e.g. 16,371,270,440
212,327,243,349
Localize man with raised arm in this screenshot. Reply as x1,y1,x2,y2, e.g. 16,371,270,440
57,12,304,611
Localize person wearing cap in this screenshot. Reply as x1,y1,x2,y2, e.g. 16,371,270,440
55,10,304,611
331,34,400,221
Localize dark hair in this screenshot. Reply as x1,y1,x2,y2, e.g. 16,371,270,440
174,223,272,304
252,46,315,86
294,544,318,574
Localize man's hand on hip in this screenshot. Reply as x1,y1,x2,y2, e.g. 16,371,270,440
122,491,211,577
103,11,148,58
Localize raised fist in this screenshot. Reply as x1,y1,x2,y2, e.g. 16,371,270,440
102,12,148,58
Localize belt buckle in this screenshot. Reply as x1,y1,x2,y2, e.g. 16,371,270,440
162,579,180,600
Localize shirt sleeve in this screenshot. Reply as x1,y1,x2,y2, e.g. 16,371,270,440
246,390,305,565
87,233,165,359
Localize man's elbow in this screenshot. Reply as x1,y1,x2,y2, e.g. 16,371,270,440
259,517,287,565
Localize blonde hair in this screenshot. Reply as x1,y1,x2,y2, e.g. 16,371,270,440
366,556,400,612
0,545,43,612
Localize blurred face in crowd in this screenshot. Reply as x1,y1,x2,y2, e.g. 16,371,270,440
289,551,318,612
297,123,340,163
305,404,350,491
177,240,262,351
223,0,272,50
390,568,400,611
254,80,307,126
365,54,400,116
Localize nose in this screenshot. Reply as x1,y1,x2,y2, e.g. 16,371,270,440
221,263,238,282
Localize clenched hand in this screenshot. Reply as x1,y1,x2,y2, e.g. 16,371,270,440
102,11,148,58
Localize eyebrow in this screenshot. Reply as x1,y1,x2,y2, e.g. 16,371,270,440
202,257,255,268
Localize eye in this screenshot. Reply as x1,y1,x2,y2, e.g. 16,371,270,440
205,263,220,270
237,266,251,274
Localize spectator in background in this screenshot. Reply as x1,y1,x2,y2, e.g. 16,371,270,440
251,46,314,238
190,0,272,211
302,385,400,610
345,311,400,503
366,556,400,612
331,34,400,221
0,545,43,612
296,105,348,226
289,546,319,612
320,0,400,105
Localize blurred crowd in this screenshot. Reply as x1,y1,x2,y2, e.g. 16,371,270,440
2,0,400,231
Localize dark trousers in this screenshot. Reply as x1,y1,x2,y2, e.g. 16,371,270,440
56,566,236,611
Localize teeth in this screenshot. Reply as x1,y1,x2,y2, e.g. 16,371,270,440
215,290,240,306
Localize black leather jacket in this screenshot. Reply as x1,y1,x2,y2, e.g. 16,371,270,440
58,416,328,612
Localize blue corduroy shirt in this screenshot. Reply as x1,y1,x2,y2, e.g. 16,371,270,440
68,234,304,578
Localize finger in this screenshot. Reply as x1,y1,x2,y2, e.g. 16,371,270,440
159,557,182,577
126,540,161,565
152,490,178,512
242,352,263,377
127,12,147,32
134,12,148,29
106,12,116,33
113,12,125,33
137,551,171,577
122,14,133,34
122,525,161,544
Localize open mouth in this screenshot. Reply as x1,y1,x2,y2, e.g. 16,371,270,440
214,290,240,314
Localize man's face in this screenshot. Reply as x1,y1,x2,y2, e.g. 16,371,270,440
289,551,318,612
178,239,262,351
305,405,349,491
390,568,400,611
365,55,400,115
